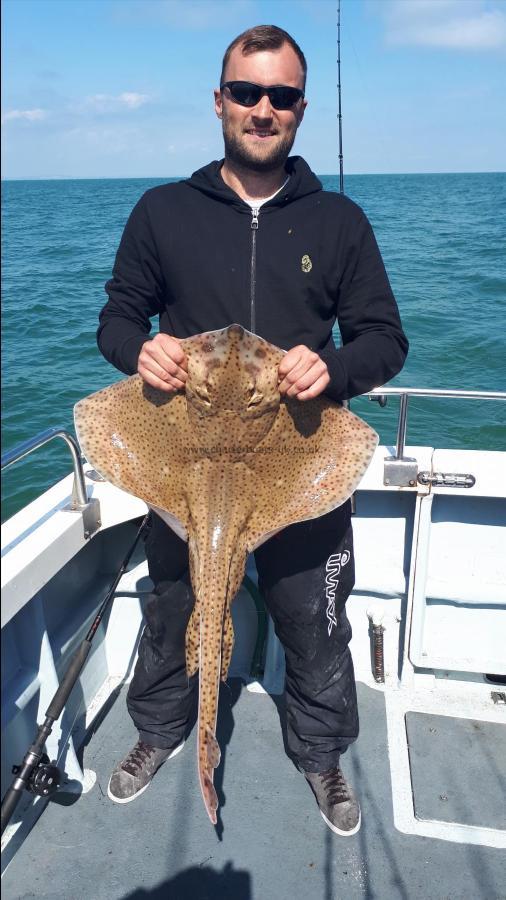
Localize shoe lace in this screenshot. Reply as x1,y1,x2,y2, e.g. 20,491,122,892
122,741,157,777
320,768,351,805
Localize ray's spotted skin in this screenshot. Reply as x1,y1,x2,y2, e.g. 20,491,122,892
74,324,378,824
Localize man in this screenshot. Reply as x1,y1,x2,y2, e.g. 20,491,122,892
97,25,408,836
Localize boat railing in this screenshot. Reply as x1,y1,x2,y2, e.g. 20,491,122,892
1,389,505,514
1,427,101,538
366,387,505,486
2,427,87,506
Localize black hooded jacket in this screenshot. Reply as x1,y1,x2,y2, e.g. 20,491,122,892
97,156,408,401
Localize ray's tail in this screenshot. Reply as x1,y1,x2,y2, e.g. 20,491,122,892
187,533,248,825
197,616,222,824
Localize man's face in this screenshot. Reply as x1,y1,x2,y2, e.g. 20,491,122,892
214,43,307,173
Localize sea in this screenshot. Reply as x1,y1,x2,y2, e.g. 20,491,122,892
2,172,505,522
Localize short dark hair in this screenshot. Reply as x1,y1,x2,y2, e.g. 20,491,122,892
220,25,307,88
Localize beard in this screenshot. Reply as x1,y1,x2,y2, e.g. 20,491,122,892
221,116,297,173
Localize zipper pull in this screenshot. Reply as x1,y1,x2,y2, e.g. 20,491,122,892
251,207,259,230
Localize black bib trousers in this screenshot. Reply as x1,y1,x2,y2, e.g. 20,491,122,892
127,503,359,773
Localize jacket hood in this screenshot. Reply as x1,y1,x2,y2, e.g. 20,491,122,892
185,156,322,207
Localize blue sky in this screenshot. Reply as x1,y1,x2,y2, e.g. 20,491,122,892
2,0,505,178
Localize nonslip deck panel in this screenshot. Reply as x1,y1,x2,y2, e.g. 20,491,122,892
3,683,506,900
405,711,506,830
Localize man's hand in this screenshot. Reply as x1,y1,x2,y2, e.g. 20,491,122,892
278,345,330,401
137,333,188,392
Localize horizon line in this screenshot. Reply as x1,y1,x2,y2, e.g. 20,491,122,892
2,169,505,182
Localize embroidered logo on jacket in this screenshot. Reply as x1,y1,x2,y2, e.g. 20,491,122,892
325,550,350,635
301,254,312,273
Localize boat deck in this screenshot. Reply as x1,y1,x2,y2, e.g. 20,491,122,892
2,450,506,898
3,680,505,900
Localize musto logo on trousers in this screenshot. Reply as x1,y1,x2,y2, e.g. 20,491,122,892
325,551,350,635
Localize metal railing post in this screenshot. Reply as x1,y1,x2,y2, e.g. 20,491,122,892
395,393,409,460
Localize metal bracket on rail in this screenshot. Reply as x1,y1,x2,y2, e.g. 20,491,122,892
383,456,418,488
1,427,101,540
64,494,101,541
381,394,418,487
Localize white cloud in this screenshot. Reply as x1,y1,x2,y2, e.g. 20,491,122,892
118,92,150,109
378,0,506,50
84,92,151,113
1,108,47,124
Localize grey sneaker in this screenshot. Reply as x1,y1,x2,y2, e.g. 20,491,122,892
304,767,361,836
107,739,184,804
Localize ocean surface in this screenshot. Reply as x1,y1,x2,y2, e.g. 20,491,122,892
2,172,505,522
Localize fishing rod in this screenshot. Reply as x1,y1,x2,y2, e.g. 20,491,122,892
337,0,344,194
0,512,151,836
337,0,355,519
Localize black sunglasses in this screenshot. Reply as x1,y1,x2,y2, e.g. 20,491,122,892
221,81,304,110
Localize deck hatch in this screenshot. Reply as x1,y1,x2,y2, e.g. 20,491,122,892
405,711,506,830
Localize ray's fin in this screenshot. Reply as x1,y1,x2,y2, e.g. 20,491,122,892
201,772,219,825
205,725,221,769
201,727,220,824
